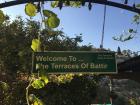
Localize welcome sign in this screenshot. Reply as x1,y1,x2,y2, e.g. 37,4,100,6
33,51,117,74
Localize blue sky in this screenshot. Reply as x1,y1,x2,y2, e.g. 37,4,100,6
1,0,140,52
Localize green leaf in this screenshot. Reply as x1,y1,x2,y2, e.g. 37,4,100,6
136,4,140,8
43,10,57,17
25,3,37,17
69,1,82,7
65,0,70,6
123,35,134,41
128,29,134,33
51,1,59,8
133,14,140,24
0,81,9,91
29,94,36,102
33,99,44,105
41,76,49,84
128,29,137,33
33,101,39,105
31,79,45,89
129,99,136,105
18,51,24,56
31,39,41,52
0,10,5,24
45,16,60,28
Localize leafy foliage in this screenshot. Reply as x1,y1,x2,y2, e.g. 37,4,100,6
0,16,32,74
31,79,45,89
0,80,28,105
0,16,94,105
113,29,137,42
133,5,140,25
51,1,82,8
129,98,137,105
136,4,140,8
31,75,98,105
113,3,140,42
24,2,61,29
0,81,9,91
48,74,74,84
51,1,59,8
33,99,44,105
40,75,49,84
42,9,60,28
133,14,140,24
29,94,44,105
0,10,5,23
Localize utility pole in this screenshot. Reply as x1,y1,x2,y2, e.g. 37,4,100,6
100,4,107,49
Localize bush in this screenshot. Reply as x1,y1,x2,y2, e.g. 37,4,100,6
0,80,28,105
31,75,98,105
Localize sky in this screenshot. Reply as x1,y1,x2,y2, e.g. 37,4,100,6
1,0,140,52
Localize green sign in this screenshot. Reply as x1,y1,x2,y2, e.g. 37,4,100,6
33,51,117,74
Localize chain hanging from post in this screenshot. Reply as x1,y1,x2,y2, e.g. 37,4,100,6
100,4,107,49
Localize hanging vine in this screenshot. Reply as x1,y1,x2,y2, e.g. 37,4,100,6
23,1,93,105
